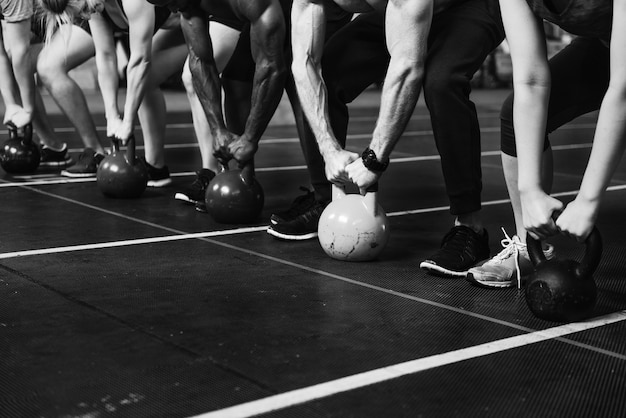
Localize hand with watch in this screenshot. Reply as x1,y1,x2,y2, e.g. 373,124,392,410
345,146,389,194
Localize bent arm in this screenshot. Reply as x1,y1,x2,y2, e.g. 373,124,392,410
368,0,432,163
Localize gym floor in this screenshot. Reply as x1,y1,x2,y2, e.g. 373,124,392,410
1,87,625,418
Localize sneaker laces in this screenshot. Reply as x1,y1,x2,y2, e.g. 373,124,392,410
489,228,525,289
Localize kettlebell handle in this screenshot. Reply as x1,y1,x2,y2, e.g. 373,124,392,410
331,183,380,216
7,123,33,143
526,226,602,279
109,135,137,165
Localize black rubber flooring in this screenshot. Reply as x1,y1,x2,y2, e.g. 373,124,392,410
1,88,625,418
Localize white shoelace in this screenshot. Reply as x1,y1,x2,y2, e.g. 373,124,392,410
489,228,526,289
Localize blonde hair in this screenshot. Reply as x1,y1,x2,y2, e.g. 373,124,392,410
35,0,100,44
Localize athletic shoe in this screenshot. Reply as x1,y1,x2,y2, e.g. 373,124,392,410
269,186,317,225
144,160,172,187
267,189,328,240
40,144,74,167
420,225,490,277
60,148,104,178
174,169,216,204
466,228,555,289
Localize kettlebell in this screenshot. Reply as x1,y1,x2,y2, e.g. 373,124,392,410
96,136,148,198
318,184,390,262
525,226,602,322
204,162,264,224
0,123,40,174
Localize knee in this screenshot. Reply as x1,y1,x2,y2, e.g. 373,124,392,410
36,54,65,88
423,70,468,103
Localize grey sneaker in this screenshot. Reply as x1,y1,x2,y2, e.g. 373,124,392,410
466,228,555,289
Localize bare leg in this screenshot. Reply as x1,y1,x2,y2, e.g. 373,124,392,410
137,28,187,168
502,149,554,243
37,25,103,153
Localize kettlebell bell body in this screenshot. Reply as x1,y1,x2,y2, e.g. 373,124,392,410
0,124,40,174
525,227,602,322
96,137,148,198
204,163,264,224
318,185,389,261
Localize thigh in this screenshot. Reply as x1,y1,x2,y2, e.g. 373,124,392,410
38,24,95,71
426,0,504,79
321,12,388,103
545,37,609,132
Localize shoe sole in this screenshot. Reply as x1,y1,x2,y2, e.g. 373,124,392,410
419,261,469,278
465,272,514,288
61,170,96,178
174,193,198,204
40,159,74,168
148,178,173,187
267,227,317,241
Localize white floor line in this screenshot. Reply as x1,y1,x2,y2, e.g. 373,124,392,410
0,227,267,260
3,184,626,260
0,142,597,188
191,311,626,418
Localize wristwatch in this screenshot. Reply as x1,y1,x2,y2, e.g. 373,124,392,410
361,147,389,172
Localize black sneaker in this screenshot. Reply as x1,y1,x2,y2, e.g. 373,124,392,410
175,169,216,204
40,144,74,167
60,148,104,178
144,160,172,187
420,226,490,277
267,197,328,240
270,187,317,225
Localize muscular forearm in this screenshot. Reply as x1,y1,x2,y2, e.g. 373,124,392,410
292,54,342,158
123,56,150,125
244,60,287,143
369,58,423,161
189,52,227,136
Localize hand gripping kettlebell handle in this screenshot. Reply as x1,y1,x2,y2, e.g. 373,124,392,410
331,183,380,216
7,123,33,143
526,226,603,279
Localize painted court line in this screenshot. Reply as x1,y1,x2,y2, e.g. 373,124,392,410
192,311,626,418
0,142,596,188
3,184,626,260
0,227,267,260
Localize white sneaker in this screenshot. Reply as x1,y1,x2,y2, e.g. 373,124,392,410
466,228,554,289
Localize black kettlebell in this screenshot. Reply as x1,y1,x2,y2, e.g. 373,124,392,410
0,123,40,174
525,226,602,322
204,162,264,224
96,136,148,198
